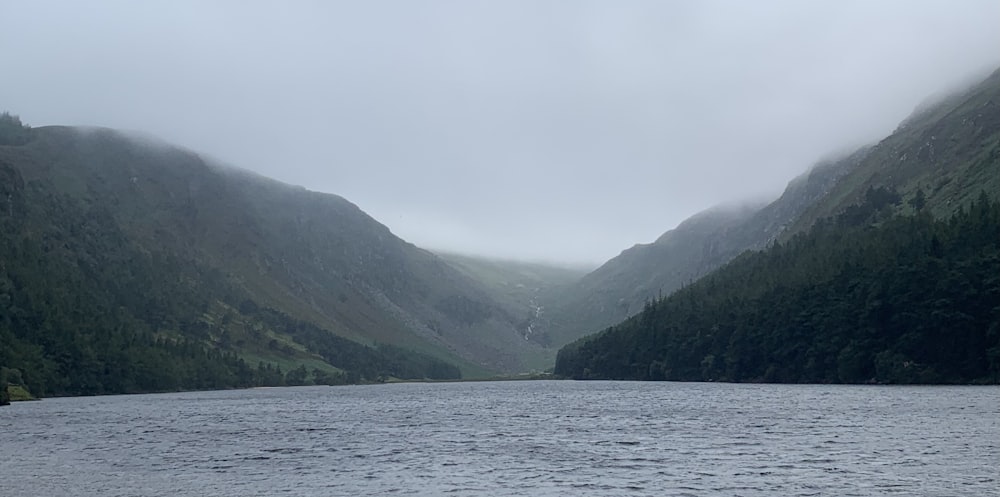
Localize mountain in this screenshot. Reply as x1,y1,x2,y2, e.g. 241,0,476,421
542,145,871,347
545,68,1000,348
555,67,1000,384
5,64,998,396
788,67,1000,232
0,118,549,396
555,192,1000,383
541,203,761,346
436,252,587,351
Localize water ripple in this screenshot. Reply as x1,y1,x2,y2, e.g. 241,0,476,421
3,381,998,496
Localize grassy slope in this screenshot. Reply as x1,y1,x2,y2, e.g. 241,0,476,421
1,126,542,377
437,252,588,369
556,66,1000,383
545,67,1000,350
788,67,1000,234
436,252,587,310
6,384,35,401
542,205,761,346
543,146,867,348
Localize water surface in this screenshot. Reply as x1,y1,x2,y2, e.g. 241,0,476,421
4,381,997,496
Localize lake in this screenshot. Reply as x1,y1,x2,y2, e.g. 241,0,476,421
3,381,997,496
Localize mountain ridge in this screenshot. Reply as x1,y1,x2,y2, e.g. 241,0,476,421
1,121,559,396
542,67,1000,348
554,66,1000,384
4,64,999,396
540,143,870,346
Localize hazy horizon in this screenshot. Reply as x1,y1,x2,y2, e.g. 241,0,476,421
3,1,1000,265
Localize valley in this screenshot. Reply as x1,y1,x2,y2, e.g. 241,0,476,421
3,66,1000,399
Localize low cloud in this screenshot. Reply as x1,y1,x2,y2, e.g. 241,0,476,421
3,1,999,264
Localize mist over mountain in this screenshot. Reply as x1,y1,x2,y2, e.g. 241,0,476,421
555,67,1000,384
3,61,999,400
534,144,871,346
0,120,567,397
5,2,1000,265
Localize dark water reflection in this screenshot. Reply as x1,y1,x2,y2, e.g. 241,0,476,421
4,381,997,496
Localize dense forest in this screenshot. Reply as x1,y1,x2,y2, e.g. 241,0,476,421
555,188,1000,384
0,114,459,399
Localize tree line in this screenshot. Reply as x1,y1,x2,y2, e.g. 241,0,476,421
556,189,1000,384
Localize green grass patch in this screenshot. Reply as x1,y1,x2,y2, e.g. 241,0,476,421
7,384,37,401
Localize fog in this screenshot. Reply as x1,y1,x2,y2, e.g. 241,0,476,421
2,1,999,265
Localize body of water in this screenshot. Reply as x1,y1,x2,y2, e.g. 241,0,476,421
3,381,997,496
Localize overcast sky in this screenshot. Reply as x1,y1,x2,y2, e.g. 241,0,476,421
2,1,999,266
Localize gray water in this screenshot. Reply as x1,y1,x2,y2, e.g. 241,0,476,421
3,381,998,496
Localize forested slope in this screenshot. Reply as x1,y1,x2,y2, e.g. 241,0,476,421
0,115,551,398
555,191,1000,384
558,67,1000,382
541,141,869,348
0,145,461,396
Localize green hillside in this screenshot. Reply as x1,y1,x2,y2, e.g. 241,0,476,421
0,117,554,397
556,191,1000,384
542,146,871,347
3,63,998,396
546,68,1000,352
541,204,761,346
437,252,587,357
555,67,1000,384
789,67,1000,233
